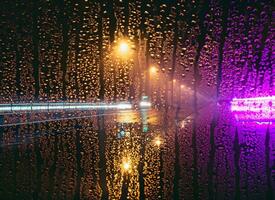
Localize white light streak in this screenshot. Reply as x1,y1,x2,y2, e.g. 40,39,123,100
139,101,151,108
0,102,132,113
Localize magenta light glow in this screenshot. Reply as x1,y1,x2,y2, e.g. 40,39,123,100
231,96,274,122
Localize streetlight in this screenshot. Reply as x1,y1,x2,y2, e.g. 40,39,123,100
171,79,177,105
113,38,132,101
150,65,157,74
115,39,132,59
180,85,185,104
118,41,129,54
148,65,158,99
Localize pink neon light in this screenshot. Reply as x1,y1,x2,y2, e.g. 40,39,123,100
231,96,274,122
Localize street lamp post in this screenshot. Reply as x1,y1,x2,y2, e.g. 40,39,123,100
113,39,132,101
149,65,157,100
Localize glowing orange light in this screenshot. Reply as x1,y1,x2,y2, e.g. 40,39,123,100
121,158,132,173
118,41,129,54
150,66,157,73
116,40,131,59
180,85,185,89
154,136,162,147
117,110,139,123
173,79,176,83
123,162,130,170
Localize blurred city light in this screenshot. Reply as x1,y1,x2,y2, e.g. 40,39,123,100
115,39,132,59
121,158,132,173
154,136,162,147
0,102,132,112
140,101,151,108
150,66,157,73
117,110,139,124
118,41,129,54
140,96,152,108
231,96,274,122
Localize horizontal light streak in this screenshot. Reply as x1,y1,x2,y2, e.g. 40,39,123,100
231,96,274,122
139,101,152,108
0,102,132,112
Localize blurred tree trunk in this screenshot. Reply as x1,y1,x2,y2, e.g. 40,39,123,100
56,0,69,101
120,175,129,200
233,128,241,200
172,4,181,198
171,2,179,106
207,1,229,199
14,4,21,101
32,0,40,101
108,1,116,44
265,126,273,199
137,2,148,199
97,113,109,200
140,0,149,98
173,106,180,200
145,39,150,97
33,124,43,199
48,122,58,200
74,123,83,200
192,1,210,200
98,2,104,101
256,5,272,88
73,3,84,100
123,0,129,36
97,3,109,200
12,124,20,199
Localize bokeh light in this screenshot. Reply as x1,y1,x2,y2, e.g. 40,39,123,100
115,39,132,59
150,66,157,74
121,157,132,173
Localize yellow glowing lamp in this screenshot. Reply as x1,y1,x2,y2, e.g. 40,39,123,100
154,136,162,147
121,158,132,173
150,66,157,73
119,42,129,53
116,40,131,58
123,162,130,170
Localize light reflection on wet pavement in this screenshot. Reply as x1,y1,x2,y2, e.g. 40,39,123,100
0,107,274,199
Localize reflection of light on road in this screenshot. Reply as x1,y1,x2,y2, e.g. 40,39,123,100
117,110,139,123
140,96,152,109
154,136,162,147
121,157,132,173
123,162,130,170
147,110,160,125
140,108,149,132
150,65,157,73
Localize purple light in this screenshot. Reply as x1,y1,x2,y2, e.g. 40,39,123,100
231,96,274,122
